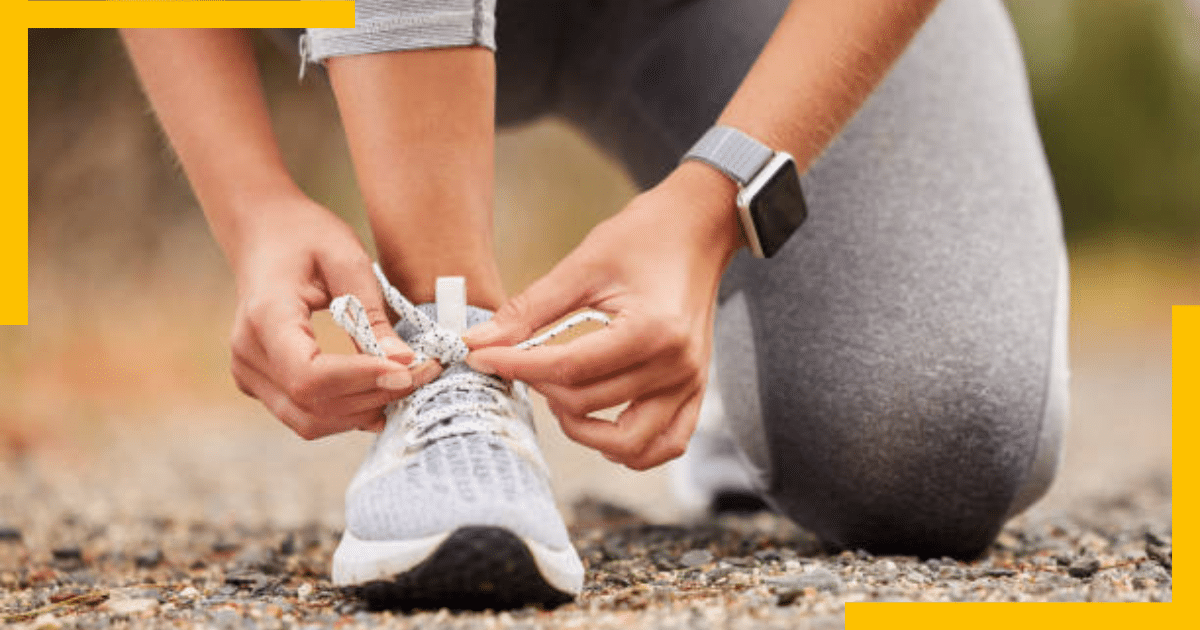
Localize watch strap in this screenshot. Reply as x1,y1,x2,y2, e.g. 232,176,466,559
682,126,774,186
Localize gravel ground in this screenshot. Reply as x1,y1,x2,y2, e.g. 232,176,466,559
0,340,1173,628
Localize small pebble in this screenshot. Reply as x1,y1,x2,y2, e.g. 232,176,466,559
680,549,713,568
279,533,296,556
1068,556,1101,579
225,572,267,588
296,582,313,600
52,547,83,562
1146,543,1171,570
135,548,164,568
212,540,240,554
766,567,843,593
106,597,159,615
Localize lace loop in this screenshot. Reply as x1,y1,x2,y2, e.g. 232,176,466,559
331,263,609,367
329,264,611,462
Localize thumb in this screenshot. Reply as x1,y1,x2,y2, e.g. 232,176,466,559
464,258,592,349
323,255,414,365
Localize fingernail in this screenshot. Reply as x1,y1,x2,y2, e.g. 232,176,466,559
464,353,494,375
379,337,411,359
377,370,412,391
462,321,499,346
410,361,436,386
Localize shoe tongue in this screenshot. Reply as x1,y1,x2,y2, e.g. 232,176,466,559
408,304,494,340
435,277,467,335
392,277,494,345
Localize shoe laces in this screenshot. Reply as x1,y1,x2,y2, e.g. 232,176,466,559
330,264,609,459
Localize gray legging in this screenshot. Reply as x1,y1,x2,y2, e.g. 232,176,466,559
295,0,1070,559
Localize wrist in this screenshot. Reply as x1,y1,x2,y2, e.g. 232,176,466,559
659,161,746,262
217,186,327,270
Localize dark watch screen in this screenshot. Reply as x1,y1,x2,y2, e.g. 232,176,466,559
748,164,807,257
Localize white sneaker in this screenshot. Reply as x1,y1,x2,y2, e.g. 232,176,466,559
330,273,583,610
670,356,770,517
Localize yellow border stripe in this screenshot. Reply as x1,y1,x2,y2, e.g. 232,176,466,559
1172,305,1192,604
10,0,1188,626
25,1,355,29
1,28,28,325
7,2,355,325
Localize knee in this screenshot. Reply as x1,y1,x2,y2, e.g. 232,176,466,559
766,370,1051,560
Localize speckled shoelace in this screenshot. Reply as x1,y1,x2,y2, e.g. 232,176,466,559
329,264,609,450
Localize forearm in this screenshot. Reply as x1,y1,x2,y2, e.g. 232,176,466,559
670,0,940,257
121,28,303,266
721,0,939,171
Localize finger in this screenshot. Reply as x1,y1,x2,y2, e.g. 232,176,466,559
308,386,407,418
467,316,667,385
410,359,444,389
238,359,391,439
533,358,689,417
320,254,414,364
620,387,704,470
462,258,594,349
553,383,692,465
250,300,412,401
359,415,387,433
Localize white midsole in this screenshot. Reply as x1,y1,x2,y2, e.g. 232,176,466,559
331,527,585,595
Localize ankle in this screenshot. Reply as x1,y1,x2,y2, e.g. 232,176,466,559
378,258,505,311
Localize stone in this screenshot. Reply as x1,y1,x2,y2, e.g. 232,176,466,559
225,572,267,589
680,549,713,568
776,588,804,606
0,526,21,542
106,597,159,615
279,533,296,557
754,549,782,563
52,547,83,562
766,567,843,593
1068,556,1101,579
135,548,164,569
1146,543,1171,570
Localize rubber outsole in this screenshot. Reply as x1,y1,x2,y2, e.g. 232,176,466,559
711,490,771,515
345,526,576,611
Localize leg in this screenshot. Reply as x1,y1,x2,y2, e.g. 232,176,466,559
555,0,1068,558
297,3,585,609
303,1,505,309
326,48,505,309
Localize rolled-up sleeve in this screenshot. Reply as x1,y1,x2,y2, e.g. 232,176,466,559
304,0,497,64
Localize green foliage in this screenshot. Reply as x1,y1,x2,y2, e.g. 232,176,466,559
1007,0,1200,245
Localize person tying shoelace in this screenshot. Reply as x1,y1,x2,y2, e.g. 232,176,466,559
120,0,1069,610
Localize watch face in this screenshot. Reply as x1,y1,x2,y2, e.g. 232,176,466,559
748,160,807,257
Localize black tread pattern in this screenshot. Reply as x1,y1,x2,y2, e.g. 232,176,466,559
711,490,771,515
348,526,575,611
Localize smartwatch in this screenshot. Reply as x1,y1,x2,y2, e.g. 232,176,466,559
682,126,808,258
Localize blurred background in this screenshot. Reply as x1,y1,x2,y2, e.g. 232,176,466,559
6,1,1196,528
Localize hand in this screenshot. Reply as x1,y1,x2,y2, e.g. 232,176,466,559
464,163,743,469
228,194,442,439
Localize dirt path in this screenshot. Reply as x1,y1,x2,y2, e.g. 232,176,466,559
0,339,1173,628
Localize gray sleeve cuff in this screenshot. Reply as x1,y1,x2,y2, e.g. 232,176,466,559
304,0,496,64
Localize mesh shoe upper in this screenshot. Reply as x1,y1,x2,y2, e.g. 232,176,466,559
343,305,571,551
